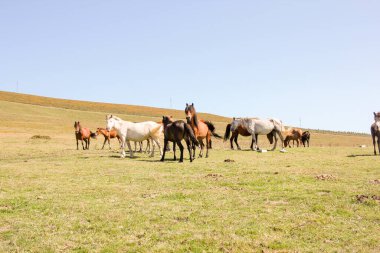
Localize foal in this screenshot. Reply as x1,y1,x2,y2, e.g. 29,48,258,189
371,112,380,155
96,128,121,149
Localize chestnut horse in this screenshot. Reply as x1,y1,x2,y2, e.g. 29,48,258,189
96,128,121,149
371,112,380,155
185,103,222,158
284,128,303,148
74,121,96,150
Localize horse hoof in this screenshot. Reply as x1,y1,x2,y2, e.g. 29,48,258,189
179,160,183,163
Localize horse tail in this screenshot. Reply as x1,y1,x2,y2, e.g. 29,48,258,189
185,123,199,146
90,131,97,139
224,124,231,141
204,121,223,139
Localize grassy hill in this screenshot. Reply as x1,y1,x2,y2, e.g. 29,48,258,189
0,90,372,147
0,91,378,252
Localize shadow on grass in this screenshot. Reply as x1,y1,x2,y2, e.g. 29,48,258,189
347,154,374,158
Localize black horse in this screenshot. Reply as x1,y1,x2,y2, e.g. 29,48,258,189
371,112,380,155
301,131,311,147
160,116,199,162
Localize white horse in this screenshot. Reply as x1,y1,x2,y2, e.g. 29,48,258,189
230,117,285,151
106,115,163,158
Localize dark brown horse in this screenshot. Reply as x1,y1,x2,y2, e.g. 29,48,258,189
371,112,380,155
160,116,199,162
224,120,274,150
185,103,222,158
96,128,121,149
74,121,96,150
301,131,310,147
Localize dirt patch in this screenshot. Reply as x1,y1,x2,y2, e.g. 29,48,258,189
356,195,380,203
369,179,380,184
205,173,223,179
315,174,335,180
224,159,235,163
266,200,289,205
31,135,51,140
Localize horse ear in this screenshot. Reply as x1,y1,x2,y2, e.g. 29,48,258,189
170,115,173,118
192,103,194,106
186,103,188,106
374,112,377,117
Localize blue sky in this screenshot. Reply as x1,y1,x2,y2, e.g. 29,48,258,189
1,1,379,133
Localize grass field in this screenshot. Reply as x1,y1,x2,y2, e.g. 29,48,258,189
0,93,379,252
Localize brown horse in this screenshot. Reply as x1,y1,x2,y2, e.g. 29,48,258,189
371,112,380,155
185,103,222,158
224,121,274,150
96,128,121,149
284,128,303,148
74,121,96,150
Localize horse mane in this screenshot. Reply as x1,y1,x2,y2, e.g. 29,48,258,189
107,114,122,121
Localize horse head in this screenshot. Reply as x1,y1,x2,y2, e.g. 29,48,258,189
106,115,116,131
162,116,173,126
74,121,80,134
374,112,380,122
185,103,197,126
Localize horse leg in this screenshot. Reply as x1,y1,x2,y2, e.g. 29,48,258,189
377,136,380,156
235,135,241,150
206,132,211,158
198,139,204,158
255,134,259,150
250,134,257,151
87,138,90,150
120,138,126,158
151,137,162,158
173,142,176,161
270,132,278,151
108,137,111,149
101,137,107,149
81,139,85,150
126,141,134,158
230,135,234,150
373,134,377,155
176,140,184,162
76,138,79,150
160,139,168,162
185,139,193,162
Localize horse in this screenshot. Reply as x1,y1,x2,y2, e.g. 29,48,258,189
301,131,310,147
224,120,276,150
74,121,96,150
160,116,199,162
185,103,222,158
230,117,285,151
105,115,163,158
95,128,121,149
283,128,303,148
371,112,380,155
